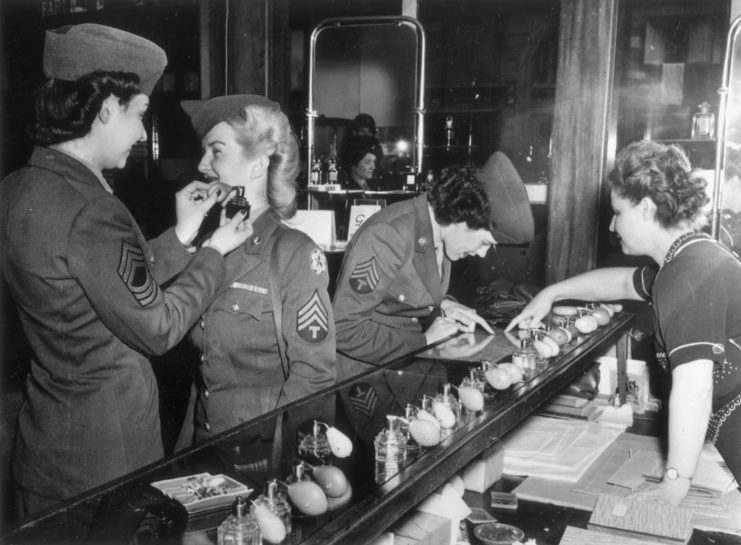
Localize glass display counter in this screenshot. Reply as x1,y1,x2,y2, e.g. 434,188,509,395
4,313,634,545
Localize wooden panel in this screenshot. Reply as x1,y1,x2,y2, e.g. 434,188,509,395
547,0,619,283
229,0,267,94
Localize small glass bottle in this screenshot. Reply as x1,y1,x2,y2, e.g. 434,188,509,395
327,158,338,185
374,415,408,484
310,159,321,185
513,338,537,371
402,404,422,460
434,383,462,427
217,496,261,545
254,479,292,540
691,102,715,139
298,420,331,465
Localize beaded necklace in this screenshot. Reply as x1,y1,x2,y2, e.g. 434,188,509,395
663,231,712,265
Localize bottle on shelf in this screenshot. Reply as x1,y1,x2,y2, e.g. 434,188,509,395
217,496,261,545
374,415,408,484
310,158,321,185
691,102,715,139
327,158,338,185
513,338,537,376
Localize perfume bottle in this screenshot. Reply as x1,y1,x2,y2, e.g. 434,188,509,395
298,420,331,465
691,102,715,139
433,383,461,428
254,479,292,540
217,496,261,545
374,415,407,484
513,338,537,371
224,186,250,220
402,404,422,460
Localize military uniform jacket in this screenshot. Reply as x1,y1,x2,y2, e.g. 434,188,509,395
0,147,226,501
333,193,450,379
189,210,336,440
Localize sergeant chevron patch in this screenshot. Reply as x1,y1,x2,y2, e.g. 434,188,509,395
348,382,378,418
117,241,157,306
297,290,329,342
349,257,379,294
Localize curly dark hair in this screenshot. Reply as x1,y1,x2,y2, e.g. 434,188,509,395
29,71,142,146
339,134,382,169
608,140,709,229
428,166,494,231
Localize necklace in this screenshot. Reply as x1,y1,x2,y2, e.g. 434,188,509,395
663,231,711,265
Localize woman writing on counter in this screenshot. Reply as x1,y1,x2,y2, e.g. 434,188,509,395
177,95,336,470
508,140,741,504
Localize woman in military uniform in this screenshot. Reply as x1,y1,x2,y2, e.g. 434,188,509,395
508,140,741,505
0,24,251,518
177,96,336,472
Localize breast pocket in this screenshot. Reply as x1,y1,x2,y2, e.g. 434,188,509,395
207,285,271,355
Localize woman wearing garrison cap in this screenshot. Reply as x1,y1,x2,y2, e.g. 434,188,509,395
175,95,336,476
0,24,251,517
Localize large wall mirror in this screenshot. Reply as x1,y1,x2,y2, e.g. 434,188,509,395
715,14,741,256
306,16,426,186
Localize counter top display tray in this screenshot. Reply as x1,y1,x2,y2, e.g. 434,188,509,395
151,473,252,516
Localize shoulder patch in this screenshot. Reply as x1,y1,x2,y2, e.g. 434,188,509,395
310,248,327,275
349,257,380,294
348,382,379,418
297,289,329,342
117,240,158,306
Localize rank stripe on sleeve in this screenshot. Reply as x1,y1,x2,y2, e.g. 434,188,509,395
117,241,158,307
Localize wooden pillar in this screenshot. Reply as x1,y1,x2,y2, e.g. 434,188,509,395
227,0,267,95
547,0,619,283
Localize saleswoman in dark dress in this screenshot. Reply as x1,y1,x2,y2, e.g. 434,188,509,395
508,140,741,505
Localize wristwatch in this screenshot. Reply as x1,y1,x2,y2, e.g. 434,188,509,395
665,467,690,481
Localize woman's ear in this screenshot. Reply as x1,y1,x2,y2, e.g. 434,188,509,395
252,154,269,176
97,95,118,124
639,196,657,220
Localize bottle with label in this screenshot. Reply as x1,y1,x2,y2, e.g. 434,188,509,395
327,158,338,185
310,159,321,185
691,102,715,139
404,166,417,192
217,496,261,545
374,415,407,484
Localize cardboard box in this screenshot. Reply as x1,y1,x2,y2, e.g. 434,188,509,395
462,441,504,493
392,510,451,545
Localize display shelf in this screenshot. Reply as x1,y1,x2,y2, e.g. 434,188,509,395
4,314,634,545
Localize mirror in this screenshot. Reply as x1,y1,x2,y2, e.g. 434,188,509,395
306,16,426,188
714,15,741,256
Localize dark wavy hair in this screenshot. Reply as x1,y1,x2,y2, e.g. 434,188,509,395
29,71,141,146
428,166,494,231
608,140,710,229
340,135,382,169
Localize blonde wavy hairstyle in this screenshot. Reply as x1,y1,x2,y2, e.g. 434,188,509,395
227,102,299,219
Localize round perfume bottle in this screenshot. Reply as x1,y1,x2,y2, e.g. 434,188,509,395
254,479,292,540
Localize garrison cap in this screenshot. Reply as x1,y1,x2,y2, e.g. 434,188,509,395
181,94,279,140
475,151,535,244
43,23,167,95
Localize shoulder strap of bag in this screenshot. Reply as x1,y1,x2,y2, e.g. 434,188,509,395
269,227,289,381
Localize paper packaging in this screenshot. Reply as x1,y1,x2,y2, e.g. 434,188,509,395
416,485,471,545
392,510,450,545
462,441,504,493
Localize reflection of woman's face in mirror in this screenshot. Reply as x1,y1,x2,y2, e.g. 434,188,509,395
351,152,376,182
